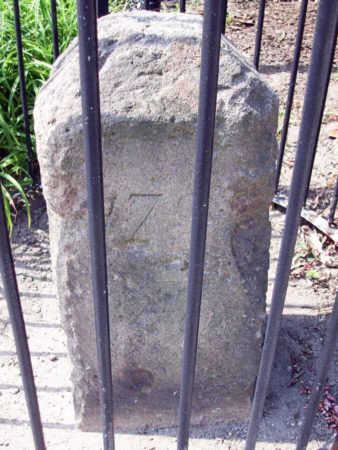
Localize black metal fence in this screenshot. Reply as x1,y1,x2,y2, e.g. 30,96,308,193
0,0,337,449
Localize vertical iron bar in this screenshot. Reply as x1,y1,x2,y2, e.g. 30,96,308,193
303,19,338,204
221,0,228,35
13,0,35,182
144,0,150,9
0,190,45,450
97,0,109,17
50,0,60,60
146,0,161,11
76,1,115,449
275,0,308,192
177,0,222,449
253,0,266,70
180,0,186,13
296,291,338,450
328,175,338,226
245,0,338,448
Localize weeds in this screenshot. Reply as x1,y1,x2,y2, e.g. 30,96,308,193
0,0,79,230
0,0,142,231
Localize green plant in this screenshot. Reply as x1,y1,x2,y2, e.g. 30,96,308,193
226,12,234,26
0,0,134,232
0,157,31,234
0,0,79,230
110,0,132,11
305,268,321,280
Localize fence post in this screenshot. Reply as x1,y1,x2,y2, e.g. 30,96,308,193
97,0,109,17
245,0,338,447
177,0,222,448
328,175,338,226
0,190,45,450
296,291,338,450
145,0,161,11
76,1,115,449
303,19,338,204
275,0,308,192
179,0,186,13
221,0,228,35
253,0,266,70
50,0,60,60
13,0,36,183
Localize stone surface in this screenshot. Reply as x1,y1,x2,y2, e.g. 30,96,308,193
34,12,278,431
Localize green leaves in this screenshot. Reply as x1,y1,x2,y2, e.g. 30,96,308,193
0,172,31,234
0,0,77,231
304,268,321,280
0,0,128,231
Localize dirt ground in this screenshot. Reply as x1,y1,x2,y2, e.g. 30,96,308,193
0,0,337,449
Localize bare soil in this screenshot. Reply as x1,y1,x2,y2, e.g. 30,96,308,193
0,0,337,448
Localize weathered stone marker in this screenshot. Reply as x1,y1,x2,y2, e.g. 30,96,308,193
35,12,278,431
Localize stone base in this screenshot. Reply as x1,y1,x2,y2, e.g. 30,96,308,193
80,387,250,432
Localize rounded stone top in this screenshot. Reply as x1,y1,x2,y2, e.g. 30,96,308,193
34,11,277,137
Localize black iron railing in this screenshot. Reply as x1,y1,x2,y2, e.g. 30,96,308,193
0,1,337,449
177,1,222,447
13,0,36,183
77,1,115,448
246,1,338,447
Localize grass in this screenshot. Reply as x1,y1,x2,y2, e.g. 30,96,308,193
0,0,129,232
0,0,79,231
